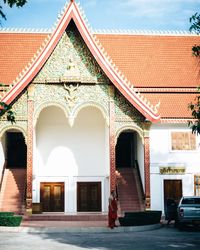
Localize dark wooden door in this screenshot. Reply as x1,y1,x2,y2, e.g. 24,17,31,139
77,182,101,212
164,180,182,204
40,182,64,212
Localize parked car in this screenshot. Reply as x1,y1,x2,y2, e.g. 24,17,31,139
175,196,200,228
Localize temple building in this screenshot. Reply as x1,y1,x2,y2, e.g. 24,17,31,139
0,0,200,215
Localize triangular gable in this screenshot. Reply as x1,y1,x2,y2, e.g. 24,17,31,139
1,0,160,122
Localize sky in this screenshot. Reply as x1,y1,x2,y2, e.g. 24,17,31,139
1,0,200,31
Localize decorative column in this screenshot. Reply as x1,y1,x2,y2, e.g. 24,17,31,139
109,85,116,191
143,121,151,209
26,84,35,215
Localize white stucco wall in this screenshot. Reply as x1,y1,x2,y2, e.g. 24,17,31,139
136,133,145,190
150,123,200,213
33,105,109,213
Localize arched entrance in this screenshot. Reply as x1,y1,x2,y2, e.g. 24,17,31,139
6,131,27,168
115,130,145,212
116,131,136,169
0,129,27,213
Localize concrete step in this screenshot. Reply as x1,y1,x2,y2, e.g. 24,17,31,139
24,214,108,221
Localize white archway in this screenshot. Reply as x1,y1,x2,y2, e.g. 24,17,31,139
70,101,109,127
33,104,109,213
115,124,144,145
34,101,69,127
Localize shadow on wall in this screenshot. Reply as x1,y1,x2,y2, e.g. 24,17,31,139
35,105,107,176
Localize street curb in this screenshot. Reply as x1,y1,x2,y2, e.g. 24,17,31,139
0,223,161,233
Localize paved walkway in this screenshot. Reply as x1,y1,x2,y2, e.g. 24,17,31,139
0,219,161,233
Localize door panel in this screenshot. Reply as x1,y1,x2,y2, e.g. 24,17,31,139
77,182,101,212
164,180,182,204
40,182,64,212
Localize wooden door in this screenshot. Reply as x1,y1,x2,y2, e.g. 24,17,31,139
164,180,182,204
40,182,64,212
77,182,101,212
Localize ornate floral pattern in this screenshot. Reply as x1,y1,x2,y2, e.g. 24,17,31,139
33,27,108,84
115,90,145,127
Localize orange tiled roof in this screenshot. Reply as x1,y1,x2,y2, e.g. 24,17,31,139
0,32,47,85
142,92,197,118
0,31,199,119
96,33,200,88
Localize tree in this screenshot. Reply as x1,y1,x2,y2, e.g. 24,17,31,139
0,101,15,123
0,0,27,22
0,1,27,123
188,12,200,134
188,89,200,134
189,13,200,56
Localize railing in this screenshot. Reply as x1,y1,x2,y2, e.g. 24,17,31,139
0,160,7,192
135,160,145,200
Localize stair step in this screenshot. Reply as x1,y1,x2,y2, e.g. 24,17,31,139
117,168,144,212
0,168,26,214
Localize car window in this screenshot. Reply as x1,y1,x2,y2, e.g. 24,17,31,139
182,198,200,204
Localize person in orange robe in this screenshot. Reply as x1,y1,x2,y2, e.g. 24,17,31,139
108,190,118,229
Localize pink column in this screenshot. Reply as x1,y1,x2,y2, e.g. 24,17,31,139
144,136,150,209
109,86,116,191
26,85,34,214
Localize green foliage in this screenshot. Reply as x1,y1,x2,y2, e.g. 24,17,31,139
188,87,200,135
188,13,200,134
4,0,27,8
0,0,27,21
0,215,22,226
190,13,200,33
0,101,15,123
0,212,15,217
190,12,200,57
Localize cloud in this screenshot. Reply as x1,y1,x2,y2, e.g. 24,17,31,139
111,0,199,29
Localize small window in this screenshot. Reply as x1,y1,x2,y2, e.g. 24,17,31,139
171,132,196,151
194,175,200,196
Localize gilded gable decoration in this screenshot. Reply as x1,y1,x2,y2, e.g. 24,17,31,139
33,29,107,84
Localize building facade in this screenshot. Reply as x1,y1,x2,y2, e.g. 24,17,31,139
0,0,200,215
